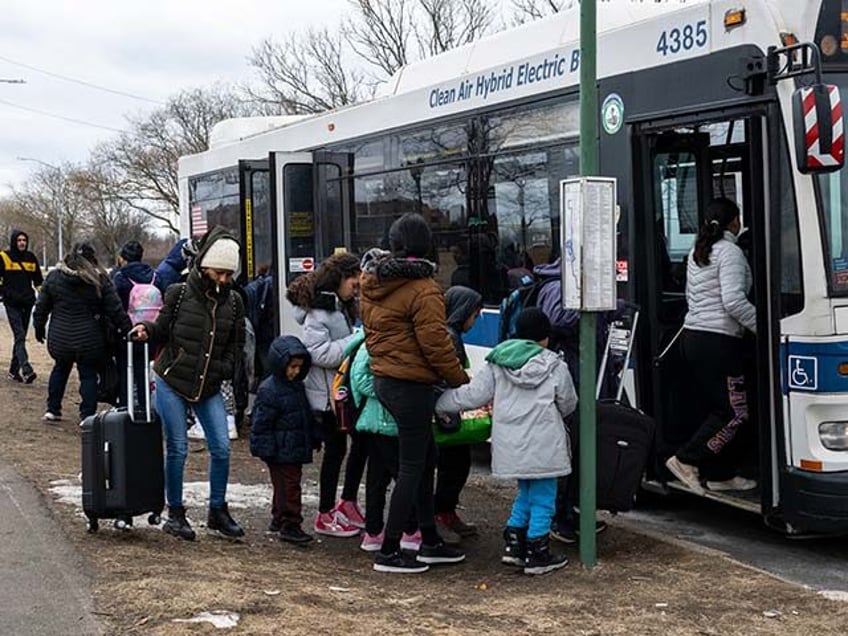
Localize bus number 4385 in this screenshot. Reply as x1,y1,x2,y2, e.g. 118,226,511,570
657,20,709,57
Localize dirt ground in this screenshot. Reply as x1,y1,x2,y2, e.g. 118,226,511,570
2,325,848,635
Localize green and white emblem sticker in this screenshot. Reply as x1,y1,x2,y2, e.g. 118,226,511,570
601,93,624,135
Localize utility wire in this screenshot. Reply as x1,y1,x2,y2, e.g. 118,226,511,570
0,97,124,133
0,53,164,105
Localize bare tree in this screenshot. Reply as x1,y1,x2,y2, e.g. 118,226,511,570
245,28,367,115
344,0,414,78
416,0,494,56
95,85,251,234
511,0,570,24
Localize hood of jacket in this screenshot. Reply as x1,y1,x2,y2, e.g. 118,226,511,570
485,339,556,388
192,227,239,276
185,227,240,298
360,257,435,302
118,261,155,283
445,286,482,330
8,229,28,254
267,335,311,381
533,258,561,280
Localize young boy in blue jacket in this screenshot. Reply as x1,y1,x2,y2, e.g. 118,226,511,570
250,335,317,544
436,308,576,575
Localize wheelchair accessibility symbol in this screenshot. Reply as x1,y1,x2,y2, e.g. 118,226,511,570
788,355,818,391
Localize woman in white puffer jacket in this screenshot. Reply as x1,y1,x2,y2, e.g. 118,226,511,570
665,198,757,495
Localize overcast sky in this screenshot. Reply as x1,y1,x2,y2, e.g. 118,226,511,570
0,0,350,195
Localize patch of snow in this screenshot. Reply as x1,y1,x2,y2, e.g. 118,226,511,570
172,611,240,628
819,590,848,602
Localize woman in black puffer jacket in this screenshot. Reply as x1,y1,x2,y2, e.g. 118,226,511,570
131,226,246,542
33,243,132,423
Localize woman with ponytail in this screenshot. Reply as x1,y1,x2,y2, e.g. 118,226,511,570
665,198,758,495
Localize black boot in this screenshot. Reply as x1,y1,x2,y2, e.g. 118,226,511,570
524,535,568,575
207,502,245,538
501,526,527,567
162,506,196,541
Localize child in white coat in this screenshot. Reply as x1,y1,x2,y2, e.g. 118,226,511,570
436,308,576,575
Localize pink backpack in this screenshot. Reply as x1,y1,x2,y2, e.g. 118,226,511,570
127,274,164,323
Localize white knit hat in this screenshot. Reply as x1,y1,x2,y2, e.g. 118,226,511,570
200,238,240,272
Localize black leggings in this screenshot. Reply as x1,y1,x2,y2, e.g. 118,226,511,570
677,329,750,481
363,433,417,536
374,376,439,553
434,444,471,514
316,410,367,513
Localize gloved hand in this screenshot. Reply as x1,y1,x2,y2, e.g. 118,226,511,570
34,326,45,344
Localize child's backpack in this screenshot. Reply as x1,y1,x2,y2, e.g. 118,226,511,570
330,337,366,433
498,274,543,342
127,274,164,324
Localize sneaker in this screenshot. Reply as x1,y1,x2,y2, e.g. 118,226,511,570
43,411,62,423
437,511,478,538
266,518,283,534
22,371,37,384
416,541,466,565
7,372,22,382
400,529,422,551
360,531,385,552
279,523,313,545
706,476,757,492
665,455,705,495
434,514,462,545
313,511,360,538
374,550,430,574
187,423,205,440
549,520,577,544
334,499,366,529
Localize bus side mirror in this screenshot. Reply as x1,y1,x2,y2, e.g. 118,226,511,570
793,83,845,174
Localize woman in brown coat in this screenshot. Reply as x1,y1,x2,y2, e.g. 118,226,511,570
360,213,469,573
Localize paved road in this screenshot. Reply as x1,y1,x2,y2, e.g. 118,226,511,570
618,493,848,594
0,457,101,635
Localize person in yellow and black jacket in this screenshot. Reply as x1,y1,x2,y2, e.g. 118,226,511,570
131,226,246,542
0,230,43,384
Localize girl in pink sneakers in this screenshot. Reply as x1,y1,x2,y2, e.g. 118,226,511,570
287,254,367,538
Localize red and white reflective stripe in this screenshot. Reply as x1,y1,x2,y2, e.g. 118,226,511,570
802,85,845,168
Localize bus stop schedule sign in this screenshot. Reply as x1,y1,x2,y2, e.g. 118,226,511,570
561,177,617,311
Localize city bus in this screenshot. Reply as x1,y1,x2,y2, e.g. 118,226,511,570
178,0,848,535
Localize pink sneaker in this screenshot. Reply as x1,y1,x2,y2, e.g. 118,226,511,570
335,499,366,529
313,511,360,538
360,531,384,552
400,529,422,551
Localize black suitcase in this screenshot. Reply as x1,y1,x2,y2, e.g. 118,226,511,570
81,340,163,532
596,400,655,513
594,304,656,513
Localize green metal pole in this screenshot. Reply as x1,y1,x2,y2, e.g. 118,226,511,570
578,0,598,569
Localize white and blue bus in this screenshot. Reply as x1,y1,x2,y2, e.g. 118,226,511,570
179,0,848,535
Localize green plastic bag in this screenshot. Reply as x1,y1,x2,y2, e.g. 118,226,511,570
434,409,492,446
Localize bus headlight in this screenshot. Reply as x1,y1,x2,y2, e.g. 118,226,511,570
819,422,848,450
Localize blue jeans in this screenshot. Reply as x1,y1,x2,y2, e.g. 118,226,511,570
155,377,230,508
507,478,557,540
47,357,98,419
5,303,33,376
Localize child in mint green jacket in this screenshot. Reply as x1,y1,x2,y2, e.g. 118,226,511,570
350,335,419,552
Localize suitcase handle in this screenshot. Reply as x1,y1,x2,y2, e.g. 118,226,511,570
126,336,152,423
103,441,112,490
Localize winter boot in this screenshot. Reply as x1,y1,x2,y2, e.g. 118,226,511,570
207,502,245,539
162,506,196,541
524,535,568,575
501,526,527,567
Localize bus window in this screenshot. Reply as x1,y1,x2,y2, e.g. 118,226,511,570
654,150,700,293
250,169,272,278
188,167,241,239
283,164,315,285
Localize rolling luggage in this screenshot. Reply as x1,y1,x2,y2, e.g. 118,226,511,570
81,339,164,533
594,304,656,513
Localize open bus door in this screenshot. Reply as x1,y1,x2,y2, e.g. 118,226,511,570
238,160,270,284
314,151,355,255
633,114,777,518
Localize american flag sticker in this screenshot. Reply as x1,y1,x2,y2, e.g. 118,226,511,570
191,205,208,237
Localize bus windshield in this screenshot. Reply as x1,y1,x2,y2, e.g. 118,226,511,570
816,75,848,295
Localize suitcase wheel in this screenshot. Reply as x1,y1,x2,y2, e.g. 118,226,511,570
148,513,161,526
113,517,132,531
86,518,99,533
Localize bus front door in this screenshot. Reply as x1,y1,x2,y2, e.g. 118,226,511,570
238,160,270,284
